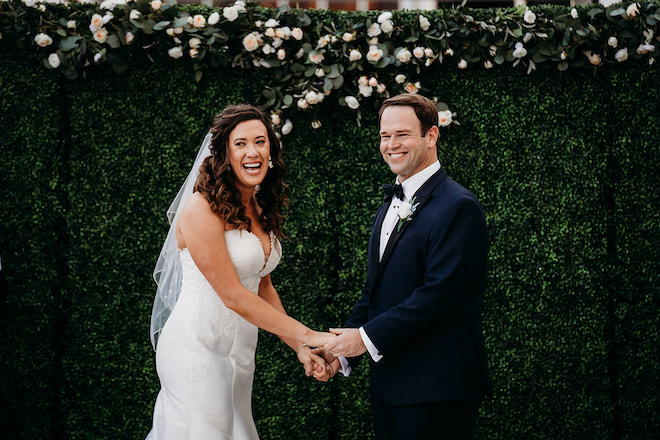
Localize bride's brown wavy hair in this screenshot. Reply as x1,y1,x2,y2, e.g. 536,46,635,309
194,104,289,239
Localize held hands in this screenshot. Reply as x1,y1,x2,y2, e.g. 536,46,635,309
296,328,367,382
323,328,367,359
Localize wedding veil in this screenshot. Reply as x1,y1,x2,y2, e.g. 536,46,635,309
150,132,213,350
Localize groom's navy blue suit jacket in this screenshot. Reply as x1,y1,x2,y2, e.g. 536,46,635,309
346,168,491,406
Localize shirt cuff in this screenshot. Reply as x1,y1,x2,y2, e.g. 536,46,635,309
359,326,383,362
338,356,351,377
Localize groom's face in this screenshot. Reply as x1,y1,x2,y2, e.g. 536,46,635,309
379,106,438,182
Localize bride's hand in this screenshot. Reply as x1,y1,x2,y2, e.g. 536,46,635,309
296,346,332,382
306,330,336,348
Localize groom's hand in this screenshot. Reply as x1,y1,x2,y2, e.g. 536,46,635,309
311,348,341,377
324,328,367,358
297,346,333,382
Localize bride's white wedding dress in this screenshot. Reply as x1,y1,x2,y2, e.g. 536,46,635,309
147,229,281,440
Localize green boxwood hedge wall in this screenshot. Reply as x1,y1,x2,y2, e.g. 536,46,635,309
1,21,659,440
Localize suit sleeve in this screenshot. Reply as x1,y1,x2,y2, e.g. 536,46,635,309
362,196,489,357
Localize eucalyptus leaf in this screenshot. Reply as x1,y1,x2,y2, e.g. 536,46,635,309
59,36,79,51
283,94,293,106
107,34,120,49
153,21,171,31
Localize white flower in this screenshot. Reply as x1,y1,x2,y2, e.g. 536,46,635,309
650,57,656,65
264,18,279,28
168,46,183,59
242,32,261,52
349,49,362,62
262,44,274,55
358,76,369,86
424,48,434,58
47,53,60,68
438,110,452,126
608,37,618,48
458,59,468,69
489,45,497,57
208,12,220,25
297,98,309,109
277,49,286,60
311,120,322,129
366,45,383,62
308,52,324,64
281,119,293,135
397,201,413,219
343,32,353,42
626,3,639,17
234,0,246,12
378,11,393,23
571,8,578,19
223,6,239,22
367,23,381,37
396,48,412,63
512,42,527,58
305,90,324,104
358,84,373,97
271,38,282,48
93,28,108,44
643,29,654,41
484,60,494,69
313,67,324,77
102,12,113,24
151,0,161,10
271,113,281,125
445,48,454,56
380,20,394,34
291,27,303,40
67,20,76,30
419,15,430,31
166,28,175,36
90,13,105,31
276,27,291,39
636,42,655,54
295,48,304,59
524,9,536,24
413,47,425,59
615,48,629,62
189,48,199,58
174,37,182,44
187,37,201,49
395,74,406,84
125,31,135,44
561,51,567,60
129,9,140,20
192,15,206,28
404,82,420,93
585,50,601,65
265,28,276,38
368,77,378,87
377,83,387,94
317,35,330,48
34,33,53,47
345,96,359,109
94,52,103,63
425,58,432,66
173,27,183,35
523,32,533,43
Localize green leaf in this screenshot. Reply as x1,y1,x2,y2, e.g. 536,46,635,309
107,34,120,49
283,94,293,106
59,36,79,51
153,21,171,31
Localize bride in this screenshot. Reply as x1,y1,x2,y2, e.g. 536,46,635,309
146,105,335,440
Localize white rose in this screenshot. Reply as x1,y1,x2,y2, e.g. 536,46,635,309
34,33,53,47
345,96,359,110
489,45,497,57
419,15,430,31
308,52,324,64
305,90,324,104
424,48,434,58
281,119,293,135
271,113,281,125
524,9,536,24
366,45,383,62
67,20,77,30
192,15,206,28
102,12,114,25
295,48,304,59
311,120,322,129
636,43,655,54
512,42,527,58
626,3,639,17
47,53,60,68
438,110,452,127
264,19,279,28
242,32,261,52
174,27,183,34
276,27,291,39
168,46,183,59
129,9,140,20
358,76,369,86
585,50,601,65
188,37,201,49
317,35,330,48
445,48,454,56
291,28,303,40
380,20,394,34
615,48,629,62
404,82,419,93
395,74,406,84
643,29,654,41
377,83,386,94
125,31,135,44
314,67,324,77
223,6,239,22
485,60,494,69
151,0,161,10
349,49,362,62
343,32,353,42
367,23,381,37
397,202,412,219
378,12,392,23
608,37,618,48
425,58,432,66
458,59,468,69
561,51,567,60
262,44,274,55
413,47,425,59
265,28,276,38
271,38,282,48
208,12,220,25
358,84,373,97
189,48,199,58
523,32,533,43
94,52,103,63
93,28,108,44
571,8,578,19
368,77,378,87
649,57,656,65
234,0,246,12
166,28,174,36
277,49,286,60
297,98,309,109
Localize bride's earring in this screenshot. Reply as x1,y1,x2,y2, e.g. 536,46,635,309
268,156,273,169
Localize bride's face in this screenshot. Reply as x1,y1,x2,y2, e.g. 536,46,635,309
227,119,271,191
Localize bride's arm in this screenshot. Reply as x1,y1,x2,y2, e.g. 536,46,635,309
177,193,334,348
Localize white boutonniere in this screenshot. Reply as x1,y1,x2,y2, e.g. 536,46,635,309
396,196,419,232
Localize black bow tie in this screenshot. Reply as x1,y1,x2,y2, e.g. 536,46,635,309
382,183,404,202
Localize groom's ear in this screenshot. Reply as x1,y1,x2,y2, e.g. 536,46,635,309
425,125,439,147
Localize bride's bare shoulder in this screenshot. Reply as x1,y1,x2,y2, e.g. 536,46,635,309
180,192,220,223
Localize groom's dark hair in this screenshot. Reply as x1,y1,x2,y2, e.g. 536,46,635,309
378,93,439,137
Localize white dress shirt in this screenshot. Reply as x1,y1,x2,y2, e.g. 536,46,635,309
339,161,441,376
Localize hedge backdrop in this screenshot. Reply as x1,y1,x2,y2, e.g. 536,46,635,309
1,6,660,440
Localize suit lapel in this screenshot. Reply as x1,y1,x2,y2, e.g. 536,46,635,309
374,168,447,282
369,202,390,283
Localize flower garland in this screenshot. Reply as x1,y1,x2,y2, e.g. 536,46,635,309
1,0,659,134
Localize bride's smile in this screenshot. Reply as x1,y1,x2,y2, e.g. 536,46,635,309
228,119,271,190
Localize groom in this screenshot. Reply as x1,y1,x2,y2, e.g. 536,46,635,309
320,94,491,439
